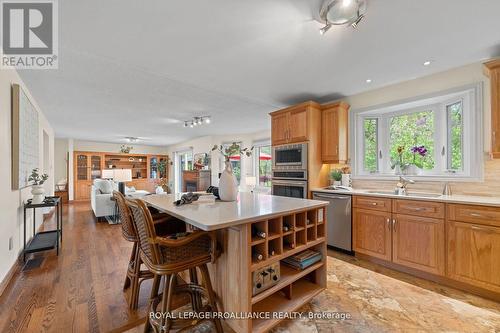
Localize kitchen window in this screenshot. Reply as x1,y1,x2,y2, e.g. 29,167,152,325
253,141,272,188
353,84,482,180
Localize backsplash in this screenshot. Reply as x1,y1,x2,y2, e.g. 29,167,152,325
327,159,500,197
350,159,500,197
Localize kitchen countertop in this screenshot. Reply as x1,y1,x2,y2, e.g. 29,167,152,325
142,192,328,231
311,187,500,207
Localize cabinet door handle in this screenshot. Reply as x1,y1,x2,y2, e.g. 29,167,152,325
392,219,396,231
386,218,391,230
371,202,377,206
407,207,425,211
470,213,482,218
471,226,493,234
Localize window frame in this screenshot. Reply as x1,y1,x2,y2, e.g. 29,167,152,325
351,83,483,181
252,139,272,190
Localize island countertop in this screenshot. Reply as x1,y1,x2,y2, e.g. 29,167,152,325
141,192,329,231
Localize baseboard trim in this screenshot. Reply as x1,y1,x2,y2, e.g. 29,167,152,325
0,258,22,297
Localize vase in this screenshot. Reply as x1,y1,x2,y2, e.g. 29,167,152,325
341,174,351,187
405,164,422,176
219,161,238,201
31,185,45,204
394,165,402,175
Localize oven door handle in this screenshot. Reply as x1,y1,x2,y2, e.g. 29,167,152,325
272,180,307,186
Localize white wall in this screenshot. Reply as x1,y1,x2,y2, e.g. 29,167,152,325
0,68,54,283
166,130,270,191
54,138,68,184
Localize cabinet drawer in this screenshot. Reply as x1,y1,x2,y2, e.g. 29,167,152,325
393,199,444,219
448,204,500,227
353,196,391,212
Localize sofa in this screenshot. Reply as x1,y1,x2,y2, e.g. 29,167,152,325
91,179,150,220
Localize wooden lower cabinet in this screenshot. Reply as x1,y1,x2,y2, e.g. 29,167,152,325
447,221,500,293
353,208,392,261
75,181,92,201
392,214,445,276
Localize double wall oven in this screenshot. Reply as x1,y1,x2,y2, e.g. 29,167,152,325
271,143,308,199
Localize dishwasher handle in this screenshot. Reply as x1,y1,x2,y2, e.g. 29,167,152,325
313,194,351,200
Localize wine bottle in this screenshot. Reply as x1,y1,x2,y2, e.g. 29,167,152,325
284,239,295,249
283,223,293,232
253,226,266,239
253,252,264,261
269,249,275,256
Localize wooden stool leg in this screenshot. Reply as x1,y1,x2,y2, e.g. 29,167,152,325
144,273,161,333
129,244,141,310
199,264,223,333
188,268,202,311
159,274,175,332
124,242,137,291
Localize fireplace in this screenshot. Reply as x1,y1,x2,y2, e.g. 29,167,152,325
182,170,211,192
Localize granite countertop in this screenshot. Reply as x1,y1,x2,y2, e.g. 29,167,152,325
311,188,500,207
142,192,328,231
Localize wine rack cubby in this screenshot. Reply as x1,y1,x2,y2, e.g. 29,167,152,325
249,207,326,271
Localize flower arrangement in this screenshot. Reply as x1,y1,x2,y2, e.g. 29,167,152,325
212,142,253,161
28,168,49,185
391,145,409,172
410,145,428,169
120,145,133,154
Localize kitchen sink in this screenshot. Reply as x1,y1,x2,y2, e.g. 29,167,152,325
365,190,441,198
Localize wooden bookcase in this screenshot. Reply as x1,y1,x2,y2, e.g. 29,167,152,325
73,151,169,200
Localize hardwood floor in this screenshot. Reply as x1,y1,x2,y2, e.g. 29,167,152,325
1,202,499,333
0,202,148,333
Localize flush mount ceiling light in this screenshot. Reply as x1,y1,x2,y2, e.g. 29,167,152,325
319,0,367,34
183,116,211,128
423,60,432,66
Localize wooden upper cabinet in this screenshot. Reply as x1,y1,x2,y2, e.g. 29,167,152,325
288,109,308,143
447,221,500,293
270,101,320,146
484,59,500,158
353,208,392,261
392,214,445,276
321,101,350,163
271,112,289,146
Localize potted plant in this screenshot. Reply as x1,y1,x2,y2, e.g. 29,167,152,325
330,169,342,186
407,145,428,175
212,143,253,201
156,159,170,193
28,168,49,204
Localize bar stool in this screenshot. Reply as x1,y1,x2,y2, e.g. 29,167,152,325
113,191,186,310
125,198,223,333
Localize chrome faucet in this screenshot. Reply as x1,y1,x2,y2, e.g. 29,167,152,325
396,176,415,195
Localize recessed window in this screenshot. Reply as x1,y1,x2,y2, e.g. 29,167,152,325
353,84,482,180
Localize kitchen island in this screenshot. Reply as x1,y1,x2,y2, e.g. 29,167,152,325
142,192,329,333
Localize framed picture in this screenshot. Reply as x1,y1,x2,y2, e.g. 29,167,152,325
11,84,39,190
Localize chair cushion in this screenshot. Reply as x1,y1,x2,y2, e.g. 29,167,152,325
94,179,114,194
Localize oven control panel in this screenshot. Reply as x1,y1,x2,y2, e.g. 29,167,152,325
252,263,280,296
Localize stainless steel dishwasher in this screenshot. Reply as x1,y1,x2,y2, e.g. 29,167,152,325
312,192,352,252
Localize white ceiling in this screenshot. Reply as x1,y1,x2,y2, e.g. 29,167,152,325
19,0,500,146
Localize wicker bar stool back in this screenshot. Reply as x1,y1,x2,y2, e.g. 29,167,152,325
125,198,223,333
114,191,153,310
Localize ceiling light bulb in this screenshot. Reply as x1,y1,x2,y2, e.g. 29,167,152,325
319,23,332,35
423,60,431,66
183,122,188,127
342,0,353,8
190,122,194,128
366,79,372,83
205,117,211,124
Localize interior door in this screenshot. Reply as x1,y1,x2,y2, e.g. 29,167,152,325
353,208,392,261
392,214,445,275
447,221,500,293
271,112,289,145
288,109,308,143
321,107,339,162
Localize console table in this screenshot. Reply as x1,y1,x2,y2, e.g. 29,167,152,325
23,196,63,262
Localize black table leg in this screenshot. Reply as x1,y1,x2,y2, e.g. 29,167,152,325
56,202,59,256
60,201,63,241
33,207,36,238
